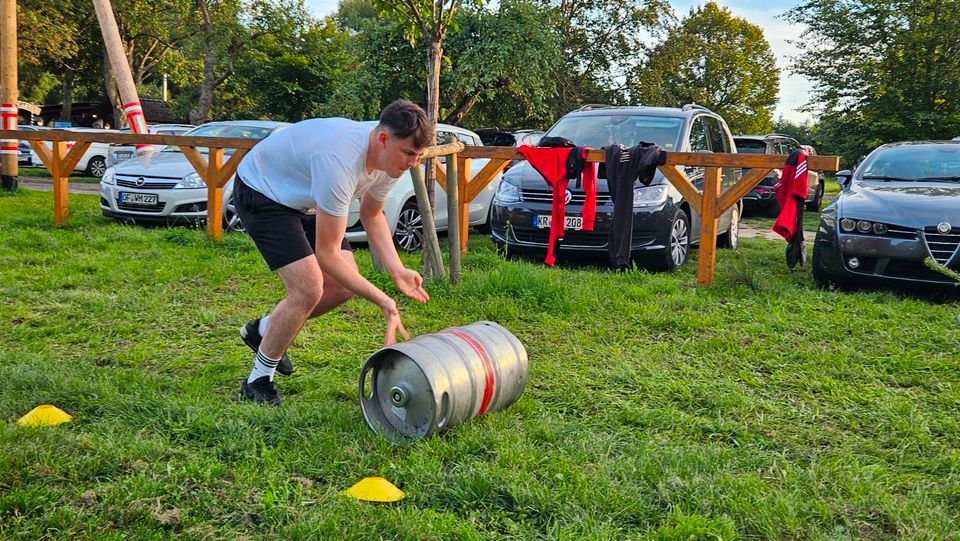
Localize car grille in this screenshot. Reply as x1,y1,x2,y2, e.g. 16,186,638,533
521,188,612,206
922,226,960,266
512,228,610,248
116,201,165,213
116,176,179,189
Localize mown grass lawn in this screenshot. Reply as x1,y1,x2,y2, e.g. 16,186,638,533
1,189,958,540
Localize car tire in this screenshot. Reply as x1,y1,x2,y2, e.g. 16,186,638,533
222,192,244,233
650,208,690,272
717,203,739,249
393,200,424,252
812,245,842,289
86,156,107,178
806,181,824,211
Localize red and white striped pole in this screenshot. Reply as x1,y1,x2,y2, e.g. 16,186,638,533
92,0,153,157
0,0,18,190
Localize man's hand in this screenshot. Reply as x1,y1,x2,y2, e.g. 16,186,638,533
391,267,429,303
380,297,411,345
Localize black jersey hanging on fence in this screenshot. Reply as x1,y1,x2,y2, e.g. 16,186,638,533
602,142,666,271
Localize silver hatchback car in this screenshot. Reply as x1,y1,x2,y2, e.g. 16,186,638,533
99,120,289,228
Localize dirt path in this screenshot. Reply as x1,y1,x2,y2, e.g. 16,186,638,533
17,177,100,195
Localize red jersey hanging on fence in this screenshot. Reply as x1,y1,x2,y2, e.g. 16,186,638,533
518,144,597,266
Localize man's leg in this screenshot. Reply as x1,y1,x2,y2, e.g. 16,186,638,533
258,255,325,359
306,247,358,319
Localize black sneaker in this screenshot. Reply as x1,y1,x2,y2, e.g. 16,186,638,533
240,318,294,376
241,376,281,406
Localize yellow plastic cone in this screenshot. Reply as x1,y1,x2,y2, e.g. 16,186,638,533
342,477,405,503
17,404,73,427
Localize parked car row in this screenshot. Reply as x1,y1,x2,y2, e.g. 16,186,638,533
733,133,824,215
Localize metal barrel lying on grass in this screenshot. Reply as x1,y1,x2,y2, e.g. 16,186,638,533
359,321,528,438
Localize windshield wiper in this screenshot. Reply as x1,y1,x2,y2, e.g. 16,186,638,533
861,175,916,181
917,176,960,182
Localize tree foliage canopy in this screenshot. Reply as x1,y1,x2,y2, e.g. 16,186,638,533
787,0,960,164
629,1,779,135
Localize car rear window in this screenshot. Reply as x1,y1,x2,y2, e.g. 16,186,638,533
734,139,766,154
545,115,683,151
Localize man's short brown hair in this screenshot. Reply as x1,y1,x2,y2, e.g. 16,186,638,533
377,99,432,149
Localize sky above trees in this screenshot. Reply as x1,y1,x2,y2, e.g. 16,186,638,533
304,0,812,123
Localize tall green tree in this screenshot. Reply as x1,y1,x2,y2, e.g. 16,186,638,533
786,0,960,163
629,1,779,134
535,0,671,111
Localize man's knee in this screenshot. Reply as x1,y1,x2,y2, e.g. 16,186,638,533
291,282,325,310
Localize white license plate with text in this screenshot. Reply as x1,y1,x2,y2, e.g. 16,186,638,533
119,192,159,205
533,215,583,230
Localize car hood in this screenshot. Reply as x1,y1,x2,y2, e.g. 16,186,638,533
111,151,195,178
503,160,666,192
840,181,960,227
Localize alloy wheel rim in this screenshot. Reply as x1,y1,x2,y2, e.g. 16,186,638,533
224,196,244,232
91,160,106,177
395,208,423,251
670,218,689,265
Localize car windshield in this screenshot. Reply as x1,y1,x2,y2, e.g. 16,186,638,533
858,145,960,181
734,139,766,154
545,114,683,151
162,124,274,154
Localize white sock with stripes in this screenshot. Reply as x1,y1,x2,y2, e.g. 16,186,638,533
247,349,280,383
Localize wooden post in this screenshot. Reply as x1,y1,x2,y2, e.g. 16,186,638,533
206,147,223,239
0,0,18,190
91,0,153,155
446,137,461,284
51,141,68,224
697,167,721,286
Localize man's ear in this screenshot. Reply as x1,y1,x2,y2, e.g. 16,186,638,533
377,130,389,146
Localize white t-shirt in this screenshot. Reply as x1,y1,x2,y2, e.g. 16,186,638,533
236,118,399,216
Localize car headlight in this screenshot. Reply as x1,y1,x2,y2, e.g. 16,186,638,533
840,218,857,232
100,167,116,185
494,180,520,203
175,172,206,189
633,185,668,208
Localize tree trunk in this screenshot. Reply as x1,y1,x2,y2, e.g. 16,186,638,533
189,40,217,125
443,89,482,125
419,40,445,278
60,65,73,122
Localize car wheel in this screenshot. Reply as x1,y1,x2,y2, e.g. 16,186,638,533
812,244,841,289
222,192,244,233
806,181,824,211
718,203,739,249
650,208,690,271
86,156,107,178
393,200,424,252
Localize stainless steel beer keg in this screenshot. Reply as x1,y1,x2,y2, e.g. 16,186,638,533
359,321,527,438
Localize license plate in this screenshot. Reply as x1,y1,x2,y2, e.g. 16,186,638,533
533,215,583,230
115,151,133,160
119,192,159,205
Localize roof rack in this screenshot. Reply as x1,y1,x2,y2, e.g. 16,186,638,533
681,103,712,112
763,133,793,138
576,103,614,111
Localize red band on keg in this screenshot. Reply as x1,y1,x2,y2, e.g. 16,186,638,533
446,329,495,415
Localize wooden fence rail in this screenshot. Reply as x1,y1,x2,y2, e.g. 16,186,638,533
1,128,839,286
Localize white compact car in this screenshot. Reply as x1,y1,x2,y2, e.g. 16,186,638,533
99,121,290,228
344,123,496,251
100,121,500,249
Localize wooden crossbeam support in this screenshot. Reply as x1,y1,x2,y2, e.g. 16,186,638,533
434,160,447,191
716,168,772,216
466,158,510,202
658,165,702,212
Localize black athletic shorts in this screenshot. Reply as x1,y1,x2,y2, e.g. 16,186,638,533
234,177,351,271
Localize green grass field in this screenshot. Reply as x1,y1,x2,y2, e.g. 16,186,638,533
1,189,958,540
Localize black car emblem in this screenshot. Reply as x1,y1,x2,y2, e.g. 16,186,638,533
136,177,146,187
564,189,572,204
937,222,952,234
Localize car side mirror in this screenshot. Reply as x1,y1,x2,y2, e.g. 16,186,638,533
835,169,853,189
